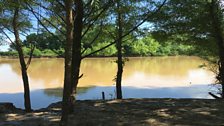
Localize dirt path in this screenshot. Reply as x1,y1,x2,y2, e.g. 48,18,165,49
1,99,224,126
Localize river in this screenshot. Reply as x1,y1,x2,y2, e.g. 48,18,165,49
0,56,216,109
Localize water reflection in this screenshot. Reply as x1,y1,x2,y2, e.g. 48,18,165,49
0,85,215,109
43,85,215,100
0,56,215,92
43,86,93,98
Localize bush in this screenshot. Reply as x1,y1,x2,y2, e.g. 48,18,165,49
42,49,57,57
32,48,42,57
129,36,161,56
92,42,116,56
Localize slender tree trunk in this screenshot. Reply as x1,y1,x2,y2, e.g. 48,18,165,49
217,44,224,98
116,0,123,99
210,0,224,98
60,0,74,125
71,0,83,101
12,4,32,112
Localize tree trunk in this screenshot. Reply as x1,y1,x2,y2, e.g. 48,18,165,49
217,44,224,98
71,0,83,101
116,0,123,99
209,0,224,98
60,0,74,125
12,4,32,112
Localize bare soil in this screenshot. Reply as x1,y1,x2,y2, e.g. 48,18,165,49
0,98,224,126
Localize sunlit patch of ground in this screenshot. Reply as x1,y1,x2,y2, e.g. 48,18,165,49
1,99,224,126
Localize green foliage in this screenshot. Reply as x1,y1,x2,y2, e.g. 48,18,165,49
130,36,160,56
0,0,220,58
22,47,41,57
0,51,18,56
0,47,59,57
2,33,215,57
90,42,117,56
23,32,64,51
150,0,221,58
41,49,57,57
32,49,42,57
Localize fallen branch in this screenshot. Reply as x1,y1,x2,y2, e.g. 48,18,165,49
208,92,221,99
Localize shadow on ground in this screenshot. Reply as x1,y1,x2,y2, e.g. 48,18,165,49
1,99,224,126
49,99,224,126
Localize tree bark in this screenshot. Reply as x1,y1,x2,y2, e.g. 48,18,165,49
12,3,32,112
217,44,224,98
209,0,224,98
116,0,123,99
71,0,83,101
60,0,74,125
209,92,221,99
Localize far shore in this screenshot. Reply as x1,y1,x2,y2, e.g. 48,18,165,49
0,55,201,59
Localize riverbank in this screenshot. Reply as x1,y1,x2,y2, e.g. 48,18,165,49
0,98,224,126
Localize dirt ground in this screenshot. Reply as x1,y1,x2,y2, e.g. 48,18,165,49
0,98,224,126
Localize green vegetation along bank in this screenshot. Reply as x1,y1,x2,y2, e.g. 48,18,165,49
0,34,215,58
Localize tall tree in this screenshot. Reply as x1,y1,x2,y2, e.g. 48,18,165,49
60,0,74,125
70,0,83,101
115,0,124,99
12,0,32,112
61,0,110,124
108,0,167,99
0,0,34,112
23,1,166,119
209,0,224,98
150,0,224,98
26,1,114,120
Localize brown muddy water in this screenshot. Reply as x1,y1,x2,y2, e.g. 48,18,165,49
0,56,216,109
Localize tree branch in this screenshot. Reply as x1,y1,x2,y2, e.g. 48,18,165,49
32,1,66,24
55,0,65,10
81,26,102,54
26,3,63,41
25,2,65,57
26,3,66,36
82,0,114,38
0,28,14,44
209,92,221,99
26,44,35,69
81,0,167,59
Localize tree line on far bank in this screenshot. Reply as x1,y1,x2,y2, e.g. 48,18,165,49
0,0,223,125
0,32,215,57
